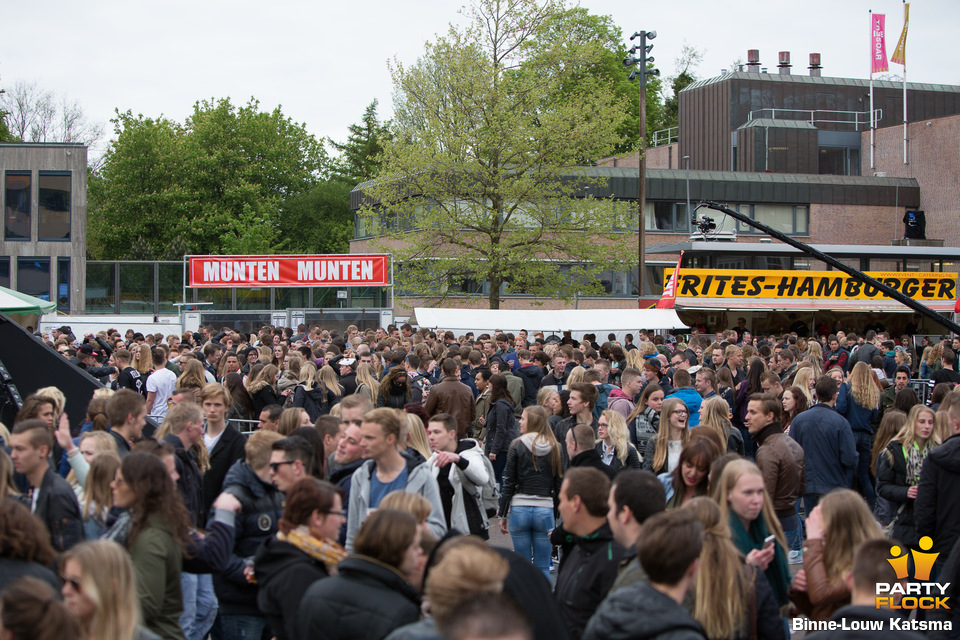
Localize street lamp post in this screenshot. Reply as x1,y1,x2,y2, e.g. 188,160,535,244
624,30,659,303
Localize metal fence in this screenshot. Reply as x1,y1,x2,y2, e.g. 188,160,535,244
148,416,261,436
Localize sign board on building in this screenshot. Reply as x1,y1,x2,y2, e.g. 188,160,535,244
667,269,956,301
188,255,390,288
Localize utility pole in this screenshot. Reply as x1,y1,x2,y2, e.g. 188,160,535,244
624,30,659,304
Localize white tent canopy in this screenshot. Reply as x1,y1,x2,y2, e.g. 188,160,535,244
412,307,687,341
0,286,56,315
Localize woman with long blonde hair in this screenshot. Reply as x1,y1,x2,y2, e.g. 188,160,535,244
355,363,380,404
175,359,207,402
60,539,152,640
318,364,344,399
247,364,284,414
626,383,663,458
920,341,943,379
641,397,690,475
788,489,883,621
699,396,743,455
683,497,784,640
792,366,816,405
402,412,433,461
64,430,118,493
876,404,940,549
566,366,586,386
596,410,641,474
836,361,881,509
716,459,792,609
80,452,121,540
291,363,331,422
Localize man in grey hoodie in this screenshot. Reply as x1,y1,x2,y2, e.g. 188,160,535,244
346,408,446,551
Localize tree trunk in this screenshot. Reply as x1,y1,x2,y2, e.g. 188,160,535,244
488,276,501,309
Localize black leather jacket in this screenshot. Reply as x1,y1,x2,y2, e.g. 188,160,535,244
499,438,562,517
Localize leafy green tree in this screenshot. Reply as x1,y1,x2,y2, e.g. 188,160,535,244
328,100,391,186
88,98,327,259
279,178,354,254
357,0,636,309
661,44,704,133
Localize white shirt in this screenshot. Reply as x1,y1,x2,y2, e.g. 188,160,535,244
204,426,225,453
146,367,177,418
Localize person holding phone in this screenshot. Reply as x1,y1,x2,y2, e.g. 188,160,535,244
716,459,793,610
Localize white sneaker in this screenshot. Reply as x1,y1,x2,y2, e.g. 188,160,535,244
788,550,803,565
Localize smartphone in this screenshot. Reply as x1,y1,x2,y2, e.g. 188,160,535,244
762,534,776,549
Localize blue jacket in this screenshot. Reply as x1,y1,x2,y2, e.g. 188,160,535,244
835,382,879,434
665,387,702,426
789,404,858,494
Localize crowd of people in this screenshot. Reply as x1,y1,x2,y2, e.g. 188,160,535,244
2,320,960,639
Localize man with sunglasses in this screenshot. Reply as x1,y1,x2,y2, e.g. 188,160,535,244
268,436,314,494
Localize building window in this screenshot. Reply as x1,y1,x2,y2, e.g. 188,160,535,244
38,172,71,241
645,202,690,232
736,204,809,235
5,172,31,241
0,257,9,288
57,257,70,313
17,257,50,300
85,262,116,313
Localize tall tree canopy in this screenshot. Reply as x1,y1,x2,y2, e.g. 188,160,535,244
88,98,327,259
357,0,636,309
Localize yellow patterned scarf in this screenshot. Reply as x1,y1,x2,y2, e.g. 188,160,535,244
277,526,348,567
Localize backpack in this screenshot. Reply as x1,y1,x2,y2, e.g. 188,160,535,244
454,452,501,520
592,383,617,420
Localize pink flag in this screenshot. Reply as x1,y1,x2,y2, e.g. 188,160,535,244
872,13,889,74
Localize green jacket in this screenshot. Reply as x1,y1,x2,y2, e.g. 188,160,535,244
131,517,185,640
502,372,525,416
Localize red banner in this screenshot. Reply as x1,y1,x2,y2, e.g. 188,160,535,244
188,254,390,288
872,13,889,74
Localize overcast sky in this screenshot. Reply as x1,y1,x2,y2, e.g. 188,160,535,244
3,0,956,160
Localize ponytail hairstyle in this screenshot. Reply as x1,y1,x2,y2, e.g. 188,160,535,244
683,497,749,640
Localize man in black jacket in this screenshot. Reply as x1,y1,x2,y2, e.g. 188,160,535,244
565,425,615,480
583,510,706,640
216,430,285,640
9,420,83,552
162,401,206,526
554,467,628,640
916,392,960,561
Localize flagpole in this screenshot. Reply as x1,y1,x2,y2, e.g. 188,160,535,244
902,1,909,164
869,10,875,171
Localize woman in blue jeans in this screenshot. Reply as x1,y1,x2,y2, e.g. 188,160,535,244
497,405,563,579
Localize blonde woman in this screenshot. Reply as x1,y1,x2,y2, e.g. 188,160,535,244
788,489,884,621
596,410,641,474
278,407,313,436
247,364,284,414
683,497,783,640
0,448,19,498
355,363,380,405
699,396,744,455
641,398,690,475
65,431,118,494
80,452,121,540
716,459,792,609
292,363,331,422
403,413,433,461
566,366,586,386
792,366,816,405
836,361,881,509
318,365,344,400
175,359,207,403
876,404,940,549
920,341,943,379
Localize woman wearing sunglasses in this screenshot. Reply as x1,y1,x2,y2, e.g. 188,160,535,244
60,539,161,640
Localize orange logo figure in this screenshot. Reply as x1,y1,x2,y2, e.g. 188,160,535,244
887,537,940,581
887,545,910,580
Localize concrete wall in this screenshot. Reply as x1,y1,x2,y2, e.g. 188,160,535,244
0,143,87,313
